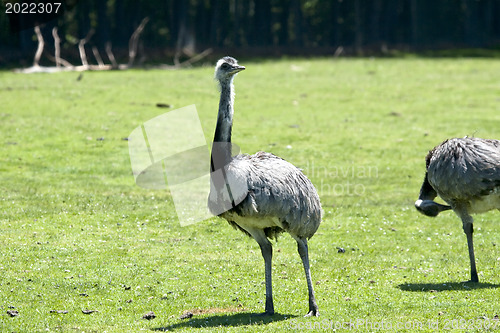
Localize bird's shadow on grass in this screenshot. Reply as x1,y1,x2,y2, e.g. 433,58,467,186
152,312,295,331
398,281,500,292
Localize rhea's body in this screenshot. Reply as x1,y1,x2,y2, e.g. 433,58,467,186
416,137,500,282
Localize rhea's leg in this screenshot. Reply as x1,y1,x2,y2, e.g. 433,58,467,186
296,237,319,317
463,221,479,283
457,207,479,283
251,230,274,315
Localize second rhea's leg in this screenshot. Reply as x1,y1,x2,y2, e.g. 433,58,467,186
296,237,319,317
458,208,479,283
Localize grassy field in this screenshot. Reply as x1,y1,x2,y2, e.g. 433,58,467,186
1,57,500,332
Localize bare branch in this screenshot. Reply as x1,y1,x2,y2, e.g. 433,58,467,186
334,46,344,58
178,48,212,67
78,29,95,68
105,42,118,69
92,46,105,68
173,51,181,67
45,53,74,68
33,25,44,67
52,27,61,68
128,17,149,67
155,48,213,70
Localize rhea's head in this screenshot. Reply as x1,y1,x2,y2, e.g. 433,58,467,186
214,56,245,85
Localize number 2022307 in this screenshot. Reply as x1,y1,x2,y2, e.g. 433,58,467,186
5,2,62,14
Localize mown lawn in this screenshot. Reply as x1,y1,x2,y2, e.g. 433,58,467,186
1,57,500,332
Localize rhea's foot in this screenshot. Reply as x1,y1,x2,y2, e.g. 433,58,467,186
304,307,320,317
465,273,479,284
252,310,274,317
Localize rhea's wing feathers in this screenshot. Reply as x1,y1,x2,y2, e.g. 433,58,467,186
428,138,500,201
227,152,322,234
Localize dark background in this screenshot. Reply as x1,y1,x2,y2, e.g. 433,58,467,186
1,0,500,67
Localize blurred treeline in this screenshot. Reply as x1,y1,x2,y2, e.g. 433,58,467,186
1,0,500,65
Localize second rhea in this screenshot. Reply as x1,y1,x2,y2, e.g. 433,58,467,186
416,137,500,282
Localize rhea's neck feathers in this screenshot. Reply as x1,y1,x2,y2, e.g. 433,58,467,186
214,78,235,143
211,77,236,170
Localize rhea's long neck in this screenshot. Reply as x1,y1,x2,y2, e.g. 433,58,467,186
211,79,235,172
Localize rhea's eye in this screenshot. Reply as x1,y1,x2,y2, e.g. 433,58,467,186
221,63,230,70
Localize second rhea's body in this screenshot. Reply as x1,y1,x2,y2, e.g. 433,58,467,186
208,57,321,316
415,137,500,282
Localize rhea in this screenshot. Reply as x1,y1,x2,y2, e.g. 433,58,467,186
415,137,500,282
208,57,321,316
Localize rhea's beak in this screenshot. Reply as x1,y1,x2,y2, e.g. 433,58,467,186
231,65,245,74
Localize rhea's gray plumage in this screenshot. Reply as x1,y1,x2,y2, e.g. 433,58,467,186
415,137,500,282
208,56,322,316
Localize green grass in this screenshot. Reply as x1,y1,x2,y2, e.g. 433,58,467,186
1,57,500,332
